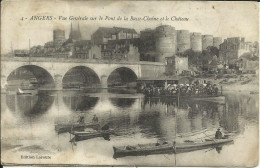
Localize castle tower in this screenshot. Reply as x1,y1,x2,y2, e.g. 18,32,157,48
202,35,213,50
213,37,222,49
155,25,176,62
177,30,190,53
190,32,202,52
53,29,65,46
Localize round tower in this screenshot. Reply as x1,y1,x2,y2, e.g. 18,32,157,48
53,29,65,45
190,32,202,52
202,35,213,50
177,30,190,53
213,37,222,49
155,25,176,62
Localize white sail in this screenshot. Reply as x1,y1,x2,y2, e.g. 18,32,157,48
18,88,24,93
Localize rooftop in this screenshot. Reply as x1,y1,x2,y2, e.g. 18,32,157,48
95,27,137,38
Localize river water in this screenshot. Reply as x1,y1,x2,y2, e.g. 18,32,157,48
1,89,259,166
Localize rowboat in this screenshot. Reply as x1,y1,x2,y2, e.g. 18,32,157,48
174,138,233,154
55,123,100,134
113,142,174,158
70,129,115,142
113,138,233,158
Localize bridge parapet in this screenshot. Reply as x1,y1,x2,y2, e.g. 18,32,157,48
1,56,164,66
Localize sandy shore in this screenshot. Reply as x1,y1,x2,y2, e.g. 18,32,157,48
199,73,259,93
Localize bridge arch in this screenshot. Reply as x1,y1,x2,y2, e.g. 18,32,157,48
107,67,138,88
6,65,55,90
62,66,101,89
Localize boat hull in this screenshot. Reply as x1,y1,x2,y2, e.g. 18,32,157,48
113,138,233,158
113,143,173,158
72,130,115,142
175,138,233,154
17,92,32,95
55,123,100,134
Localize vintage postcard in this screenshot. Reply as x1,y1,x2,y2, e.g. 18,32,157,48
1,0,259,166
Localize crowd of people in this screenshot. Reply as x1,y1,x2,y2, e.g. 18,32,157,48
142,82,220,97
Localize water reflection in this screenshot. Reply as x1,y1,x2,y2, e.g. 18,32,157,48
63,95,99,112
5,91,258,137
6,94,54,118
2,90,258,162
109,98,136,108
108,88,137,94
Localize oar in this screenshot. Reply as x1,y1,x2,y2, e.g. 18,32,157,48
137,144,148,157
205,147,215,153
70,125,74,142
163,154,170,160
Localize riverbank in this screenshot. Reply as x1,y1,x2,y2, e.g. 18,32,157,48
200,73,259,93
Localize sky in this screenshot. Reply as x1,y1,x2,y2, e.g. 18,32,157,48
1,1,259,53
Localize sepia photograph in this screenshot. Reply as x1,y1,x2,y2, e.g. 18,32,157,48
1,0,259,166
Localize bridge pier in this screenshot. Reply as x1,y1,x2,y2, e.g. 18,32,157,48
100,75,108,89
1,75,7,93
54,74,63,90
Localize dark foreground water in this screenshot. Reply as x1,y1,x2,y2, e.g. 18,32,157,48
1,89,259,166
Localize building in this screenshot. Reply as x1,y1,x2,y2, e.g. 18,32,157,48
91,27,140,61
91,27,139,46
165,55,189,75
235,56,259,73
101,39,139,61
219,37,253,64
72,40,101,59
14,49,29,57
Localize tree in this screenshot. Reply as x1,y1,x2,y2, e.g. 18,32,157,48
183,49,202,66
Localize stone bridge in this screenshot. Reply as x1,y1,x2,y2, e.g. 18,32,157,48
1,57,165,90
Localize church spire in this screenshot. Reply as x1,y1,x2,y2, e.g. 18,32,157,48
69,22,81,41
78,22,81,40
69,23,73,39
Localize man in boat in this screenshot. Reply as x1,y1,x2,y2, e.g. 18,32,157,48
215,128,223,139
213,84,218,95
101,123,110,130
92,114,98,123
77,115,85,125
